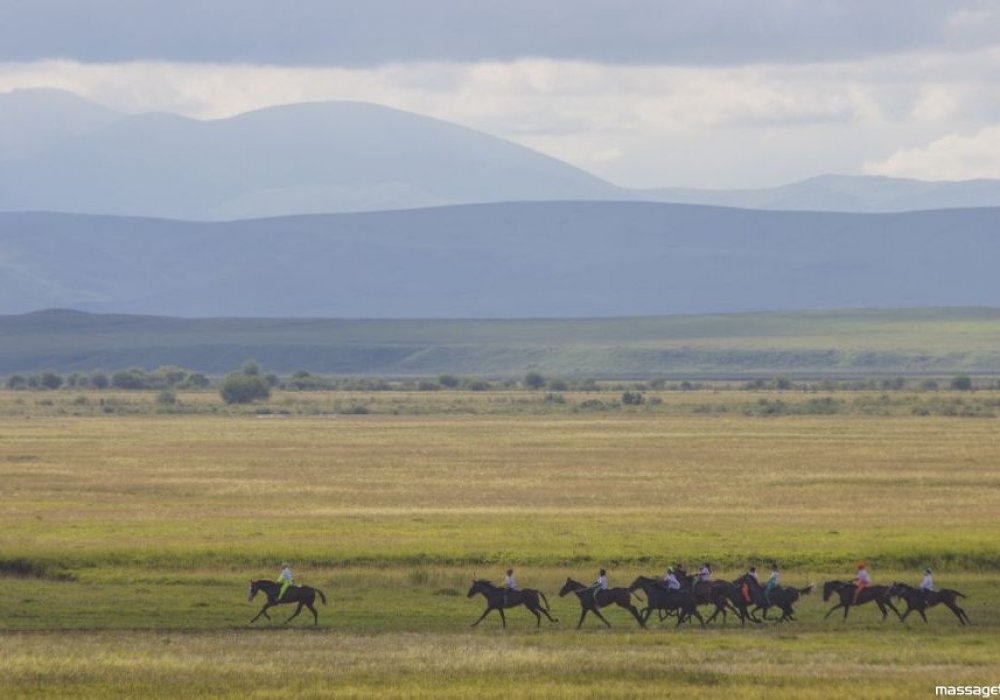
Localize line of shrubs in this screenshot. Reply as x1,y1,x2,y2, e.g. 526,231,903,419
4,364,997,401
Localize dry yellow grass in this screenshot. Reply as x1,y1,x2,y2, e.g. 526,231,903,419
1,394,998,696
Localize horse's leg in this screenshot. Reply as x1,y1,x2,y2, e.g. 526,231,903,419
529,606,542,628
499,607,507,629
628,605,646,629
592,607,612,628
900,606,912,622
471,606,494,627
885,599,902,621
306,602,319,625
285,602,304,623
823,603,843,620
577,609,588,629
691,607,706,628
842,603,851,620
944,602,967,626
250,603,272,623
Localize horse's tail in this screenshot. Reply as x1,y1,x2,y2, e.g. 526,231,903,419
315,588,327,605
799,583,815,595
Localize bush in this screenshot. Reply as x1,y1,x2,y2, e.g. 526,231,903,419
89,371,110,389
38,372,64,390
950,375,973,391
5,374,27,390
463,379,491,391
156,389,177,405
523,372,546,390
112,368,151,390
438,374,460,389
219,374,271,404
621,391,644,406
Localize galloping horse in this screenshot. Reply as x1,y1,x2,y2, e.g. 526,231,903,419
736,574,813,622
887,582,970,625
822,580,900,621
466,580,558,628
628,576,705,627
558,577,646,629
248,579,327,625
674,570,748,625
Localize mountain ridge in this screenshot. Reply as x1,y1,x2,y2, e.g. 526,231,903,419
3,201,1000,318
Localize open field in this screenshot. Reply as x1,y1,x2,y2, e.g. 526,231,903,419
5,307,1000,376
1,391,998,696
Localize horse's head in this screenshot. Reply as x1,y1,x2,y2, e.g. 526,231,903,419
627,576,649,593
467,579,491,598
886,582,907,598
558,577,581,597
822,580,843,601
248,579,259,602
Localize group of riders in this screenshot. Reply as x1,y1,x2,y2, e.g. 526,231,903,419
254,559,961,628
501,561,938,609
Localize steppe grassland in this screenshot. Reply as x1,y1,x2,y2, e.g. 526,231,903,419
1,390,998,697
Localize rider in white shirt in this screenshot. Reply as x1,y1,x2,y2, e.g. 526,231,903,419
590,568,608,611
696,562,712,583
277,562,294,601
920,568,934,592
504,568,518,591
663,566,681,590
503,568,518,606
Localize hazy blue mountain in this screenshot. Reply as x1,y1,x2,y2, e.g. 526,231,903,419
0,97,629,219
2,202,999,318
0,88,122,162
645,174,1000,213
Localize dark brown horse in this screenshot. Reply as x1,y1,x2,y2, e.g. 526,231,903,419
736,574,812,622
887,582,970,625
558,577,646,629
248,579,327,625
675,570,749,625
628,576,705,627
822,580,900,621
466,579,558,628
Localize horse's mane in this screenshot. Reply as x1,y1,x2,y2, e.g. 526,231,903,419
473,579,493,585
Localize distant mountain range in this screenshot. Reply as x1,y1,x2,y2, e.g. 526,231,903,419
2,202,1000,318
0,89,626,220
3,88,1000,217
643,175,1000,213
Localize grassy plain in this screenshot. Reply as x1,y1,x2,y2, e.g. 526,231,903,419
5,306,1000,376
1,389,998,697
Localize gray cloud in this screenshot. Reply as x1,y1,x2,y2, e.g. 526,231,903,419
2,0,997,66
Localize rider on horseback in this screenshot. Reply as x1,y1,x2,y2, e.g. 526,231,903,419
763,563,780,604
589,568,609,612
277,562,294,602
919,567,935,605
503,568,518,606
696,562,712,583
663,566,681,590
853,561,871,604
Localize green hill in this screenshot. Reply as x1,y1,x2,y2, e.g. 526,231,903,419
4,308,1000,378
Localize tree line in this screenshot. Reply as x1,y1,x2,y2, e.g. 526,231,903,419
2,362,994,406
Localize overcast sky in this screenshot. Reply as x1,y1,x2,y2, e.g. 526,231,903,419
2,0,999,188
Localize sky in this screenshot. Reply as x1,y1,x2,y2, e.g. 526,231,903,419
1,0,999,189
